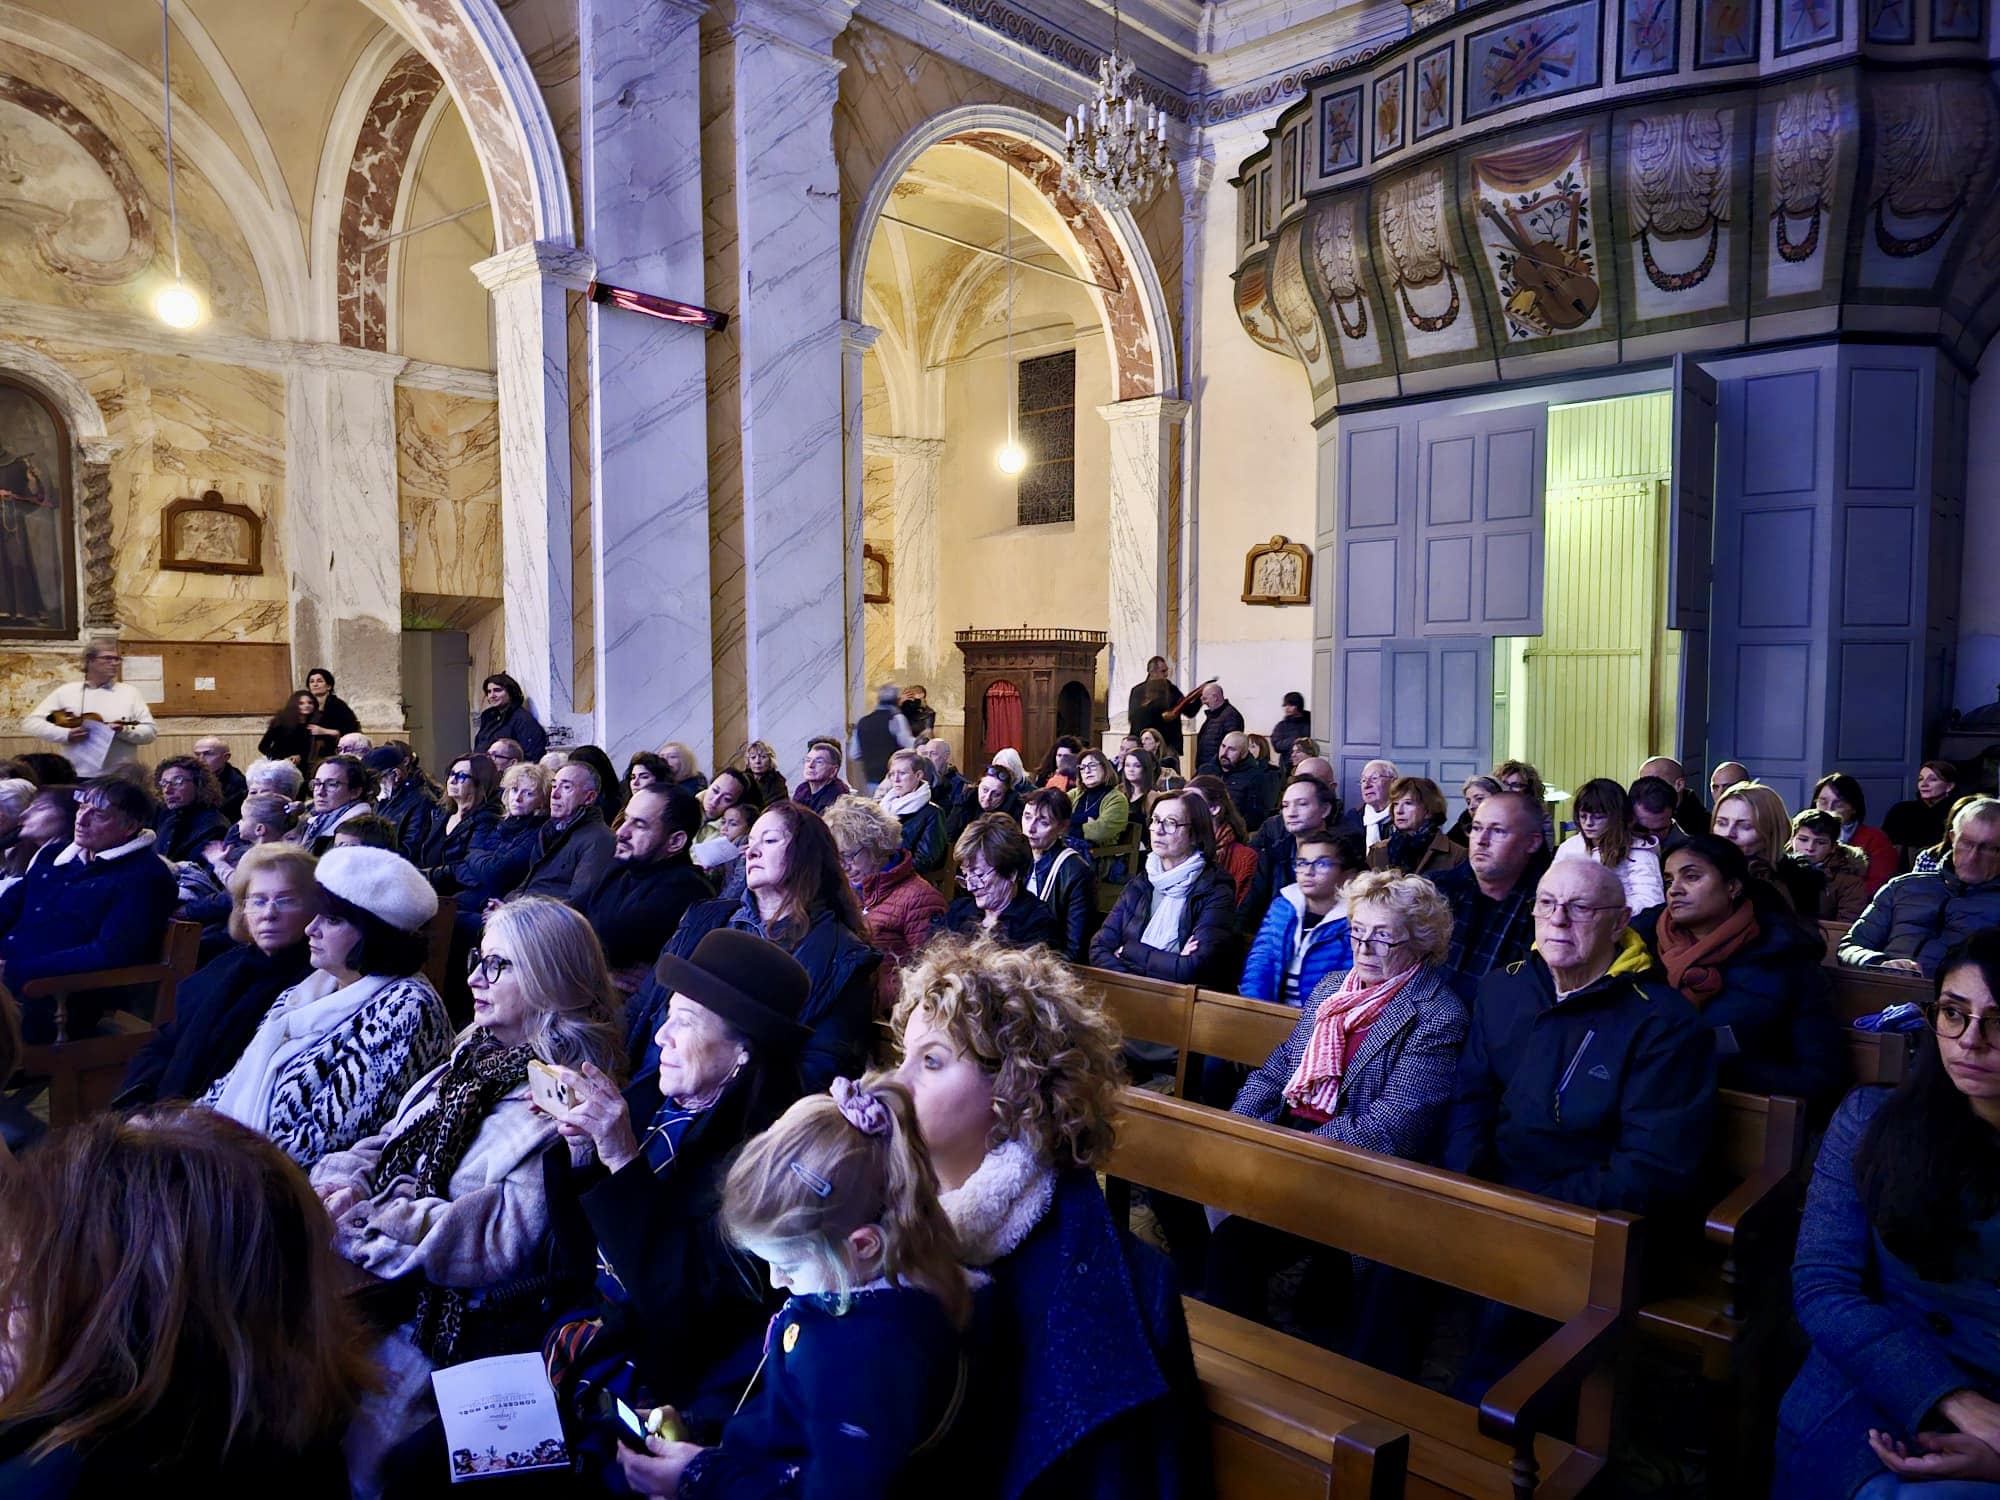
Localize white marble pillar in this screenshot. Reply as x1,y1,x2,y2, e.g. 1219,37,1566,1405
869,435,944,683
723,0,861,756
1100,394,1191,734
474,241,594,739
840,321,881,729
284,346,406,729
1174,155,1214,679
582,0,714,763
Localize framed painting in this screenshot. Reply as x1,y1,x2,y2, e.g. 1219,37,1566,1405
0,376,76,639
1414,42,1456,139
1373,67,1408,161
1933,0,1983,39
1464,0,1605,122
1694,0,1760,64
1618,0,1682,77
161,491,264,575
1320,86,1364,174
1864,0,1914,40
1773,0,1840,51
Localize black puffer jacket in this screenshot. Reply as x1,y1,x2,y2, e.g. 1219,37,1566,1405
1088,858,1241,987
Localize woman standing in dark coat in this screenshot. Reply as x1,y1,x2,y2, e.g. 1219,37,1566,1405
1090,791,1241,987
472,672,548,764
1775,931,2000,1498
304,668,360,762
259,690,319,767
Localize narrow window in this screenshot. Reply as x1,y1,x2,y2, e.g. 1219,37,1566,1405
1015,350,1075,526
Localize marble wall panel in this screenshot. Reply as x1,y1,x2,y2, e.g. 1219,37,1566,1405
396,387,502,601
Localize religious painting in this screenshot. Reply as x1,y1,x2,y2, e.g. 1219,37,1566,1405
1373,68,1407,162
1620,105,1739,318
1864,0,1914,42
1304,193,1388,372
1618,0,1681,79
161,491,263,575
1414,43,1455,140
1774,0,1840,52
0,377,75,639
1694,0,1759,64
1320,86,1363,175
1470,128,1605,341
862,544,890,604
1463,0,1603,122
1242,536,1312,606
1933,0,1984,40
1234,261,1292,354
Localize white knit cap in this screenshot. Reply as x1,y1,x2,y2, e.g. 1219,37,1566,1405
314,845,439,934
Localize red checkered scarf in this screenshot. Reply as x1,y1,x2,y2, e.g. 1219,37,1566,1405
1281,963,1421,1117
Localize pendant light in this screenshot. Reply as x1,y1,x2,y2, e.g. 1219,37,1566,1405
994,160,1027,476
152,0,204,330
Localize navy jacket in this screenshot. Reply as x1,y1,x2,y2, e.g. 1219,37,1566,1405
153,804,229,864
629,896,880,1092
0,837,177,1035
119,939,312,1104
473,701,548,762
934,891,1063,952
377,779,440,857
450,812,545,909
792,778,852,817
1631,901,1847,1112
1776,1089,2000,1499
1088,860,1241,988
1840,866,2000,975
1027,843,1096,961
951,1170,1207,1500
580,856,711,969
1440,937,1717,1215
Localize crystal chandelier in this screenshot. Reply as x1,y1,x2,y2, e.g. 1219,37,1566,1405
1062,0,1173,212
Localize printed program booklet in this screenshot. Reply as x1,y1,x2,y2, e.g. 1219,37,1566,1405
431,1352,570,1481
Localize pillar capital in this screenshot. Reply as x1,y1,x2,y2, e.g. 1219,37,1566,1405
1097,394,1192,426
473,240,596,294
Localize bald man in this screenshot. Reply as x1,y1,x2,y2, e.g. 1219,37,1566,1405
1638,755,1711,835
1709,760,1750,807
194,736,248,819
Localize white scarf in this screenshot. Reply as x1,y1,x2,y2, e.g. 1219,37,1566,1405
881,782,932,820
939,1138,1056,1267
53,828,158,868
1140,850,1208,949
208,969,396,1134
1363,802,1392,850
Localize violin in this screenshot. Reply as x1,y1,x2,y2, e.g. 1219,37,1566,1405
47,709,141,730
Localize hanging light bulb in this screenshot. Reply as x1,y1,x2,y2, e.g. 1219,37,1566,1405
154,279,203,329
995,157,1029,478
152,0,204,330
996,441,1027,475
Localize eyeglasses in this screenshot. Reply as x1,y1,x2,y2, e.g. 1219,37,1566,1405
1533,898,1625,922
447,770,471,782
1293,856,1344,875
243,895,303,914
1350,930,1411,952
467,950,516,985
957,865,998,889
1150,817,1187,832
158,775,193,789
311,779,346,792
1923,1001,2000,1045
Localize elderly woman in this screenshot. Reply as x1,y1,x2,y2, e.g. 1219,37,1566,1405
1789,808,1872,923
936,813,1062,951
1883,759,1960,860
450,761,550,911
1713,781,1820,915
311,896,625,1476
975,764,1023,822
1089,791,1240,987
199,846,453,1167
1369,776,1464,877
1023,787,1096,962
879,747,945,873
418,751,500,892
1553,777,1665,913
742,739,788,809
629,801,879,1092
472,671,547,763
1633,834,1845,1111
1071,749,1131,853
1775,932,2000,1499
1189,773,1259,902
827,792,944,1007
658,740,708,796
152,754,231,863
1815,772,1899,896
893,936,1204,1497
120,844,320,1107
1448,773,1503,849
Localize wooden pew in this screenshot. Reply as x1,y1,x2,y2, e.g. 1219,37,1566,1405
1111,1087,1636,1500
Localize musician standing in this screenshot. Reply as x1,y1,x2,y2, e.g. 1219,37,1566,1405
21,641,157,770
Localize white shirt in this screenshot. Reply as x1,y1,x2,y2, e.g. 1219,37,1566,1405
22,679,157,768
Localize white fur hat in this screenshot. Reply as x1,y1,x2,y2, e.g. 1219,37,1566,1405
315,845,439,934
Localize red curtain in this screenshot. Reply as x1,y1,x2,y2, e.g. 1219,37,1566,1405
982,681,1023,765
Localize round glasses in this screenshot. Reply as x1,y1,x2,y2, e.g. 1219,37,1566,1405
1923,1001,2000,1045
467,950,516,985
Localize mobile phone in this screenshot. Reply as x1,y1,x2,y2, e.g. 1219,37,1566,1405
596,1389,682,1450
527,1059,576,1115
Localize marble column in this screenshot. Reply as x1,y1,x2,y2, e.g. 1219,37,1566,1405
284,346,406,729
1100,394,1191,735
866,435,944,686
1174,155,1214,679
840,321,881,729
474,241,594,741
719,0,861,756
582,0,715,763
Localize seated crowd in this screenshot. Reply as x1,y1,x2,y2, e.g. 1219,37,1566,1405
0,672,1996,1498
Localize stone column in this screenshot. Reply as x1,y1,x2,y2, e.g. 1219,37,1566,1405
78,441,116,632
1100,394,1191,734
840,320,880,728
719,0,861,755
474,241,594,739
866,435,944,685
1174,155,1213,679
581,0,715,763
284,346,407,729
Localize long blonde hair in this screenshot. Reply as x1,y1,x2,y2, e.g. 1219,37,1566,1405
1715,781,1793,869
477,896,625,1077
720,1074,972,1329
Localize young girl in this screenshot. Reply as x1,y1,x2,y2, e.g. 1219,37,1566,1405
1552,776,1665,913
617,1075,973,1499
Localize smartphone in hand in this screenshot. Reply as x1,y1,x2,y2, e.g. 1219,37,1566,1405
527,1059,579,1116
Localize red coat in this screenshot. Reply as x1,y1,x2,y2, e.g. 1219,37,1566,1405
1848,824,1898,895
858,852,946,1010
1214,829,1258,904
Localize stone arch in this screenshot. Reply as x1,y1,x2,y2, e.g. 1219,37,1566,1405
0,341,120,633
335,50,447,349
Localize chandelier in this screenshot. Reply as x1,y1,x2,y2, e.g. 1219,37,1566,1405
1061,0,1173,212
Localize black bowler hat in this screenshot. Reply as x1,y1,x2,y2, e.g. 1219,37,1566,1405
653,929,812,1052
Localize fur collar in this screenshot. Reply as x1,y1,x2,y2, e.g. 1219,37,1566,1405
939,1137,1056,1267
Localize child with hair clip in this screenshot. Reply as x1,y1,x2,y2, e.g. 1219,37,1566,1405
616,1074,974,1499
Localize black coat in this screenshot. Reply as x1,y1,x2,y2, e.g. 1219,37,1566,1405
153,804,230,863
258,720,314,764
935,890,1064,951
1269,711,1312,765
1089,860,1242,987
119,938,312,1104
1028,843,1096,961
514,806,617,906
749,766,789,810
451,812,545,910
313,692,361,737
898,800,946,873
581,856,712,969
473,701,547,762
1192,701,1245,778
934,770,975,845
375,779,440,857
418,800,501,889
1127,678,1186,756
216,763,249,820
0,1421,348,1498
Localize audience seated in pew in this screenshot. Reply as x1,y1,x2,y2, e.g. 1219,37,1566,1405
1881,759,1961,863
367,744,443,859
510,761,617,906
1714,780,1822,916
151,754,230,863
579,784,711,988
974,764,1023,823
1842,798,2000,978
1238,770,1338,935
1630,773,1692,859
1776,931,2000,1499
0,776,177,1044
1367,775,1463,878
628,801,879,1093
1552,776,1665,913
417,752,500,888
1427,788,1549,999
742,738,788,811
313,896,625,1485
792,739,852,817
1814,771,1900,897
1633,833,1846,1113
1090,790,1242,989
891,936,1207,1499
199,846,452,1168
934,814,1064,953
292,754,375,853
451,762,549,911
1237,829,1361,1005
1068,749,1130,856
0,778,50,896
1790,806,1873,923
613,1076,975,1499
877,748,946,874
334,813,400,852
1021,788,1096,963
1200,732,1268,829
1186,774,1258,903
829,793,946,1006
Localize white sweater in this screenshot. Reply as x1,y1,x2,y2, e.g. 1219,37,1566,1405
1552,831,1665,913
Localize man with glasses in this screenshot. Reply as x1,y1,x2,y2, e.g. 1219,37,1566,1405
1427,790,1552,998
1840,797,2000,976
792,739,851,816
290,754,375,854
20,641,157,774
0,776,178,1042
1442,858,1716,1219
582,785,709,984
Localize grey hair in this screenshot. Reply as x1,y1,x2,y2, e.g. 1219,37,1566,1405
245,758,303,798
825,793,902,863
1343,869,1454,966
0,778,34,817
1953,797,2000,837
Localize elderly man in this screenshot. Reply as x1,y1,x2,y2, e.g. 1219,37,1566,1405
512,760,617,906
1428,790,1551,997
290,754,373,854
581,785,710,980
849,683,916,793
1204,731,1269,826
921,738,974,844
336,732,374,758
1840,797,2000,975
1444,857,1715,1214
792,738,851,816
21,642,158,773
194,737,248,819
1187,681,1244,776
1709,759,1750,807
1338,759,1399,851
0,777,177,1042
1239,772,1338,933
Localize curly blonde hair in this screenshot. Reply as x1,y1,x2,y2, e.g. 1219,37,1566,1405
891,934,1123,1171
825,793,901,864
1341,869,1453,966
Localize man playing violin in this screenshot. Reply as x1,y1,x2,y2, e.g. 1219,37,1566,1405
20,640,157,771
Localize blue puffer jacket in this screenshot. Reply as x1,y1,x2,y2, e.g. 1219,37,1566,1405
1839,866,2000,975
1238,885,1353,1004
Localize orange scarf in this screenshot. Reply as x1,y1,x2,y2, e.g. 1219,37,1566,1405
1654,901,1760,1006
1281,963,1420,1117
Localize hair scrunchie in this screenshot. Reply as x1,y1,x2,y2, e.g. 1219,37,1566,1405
831,1076,890,1137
